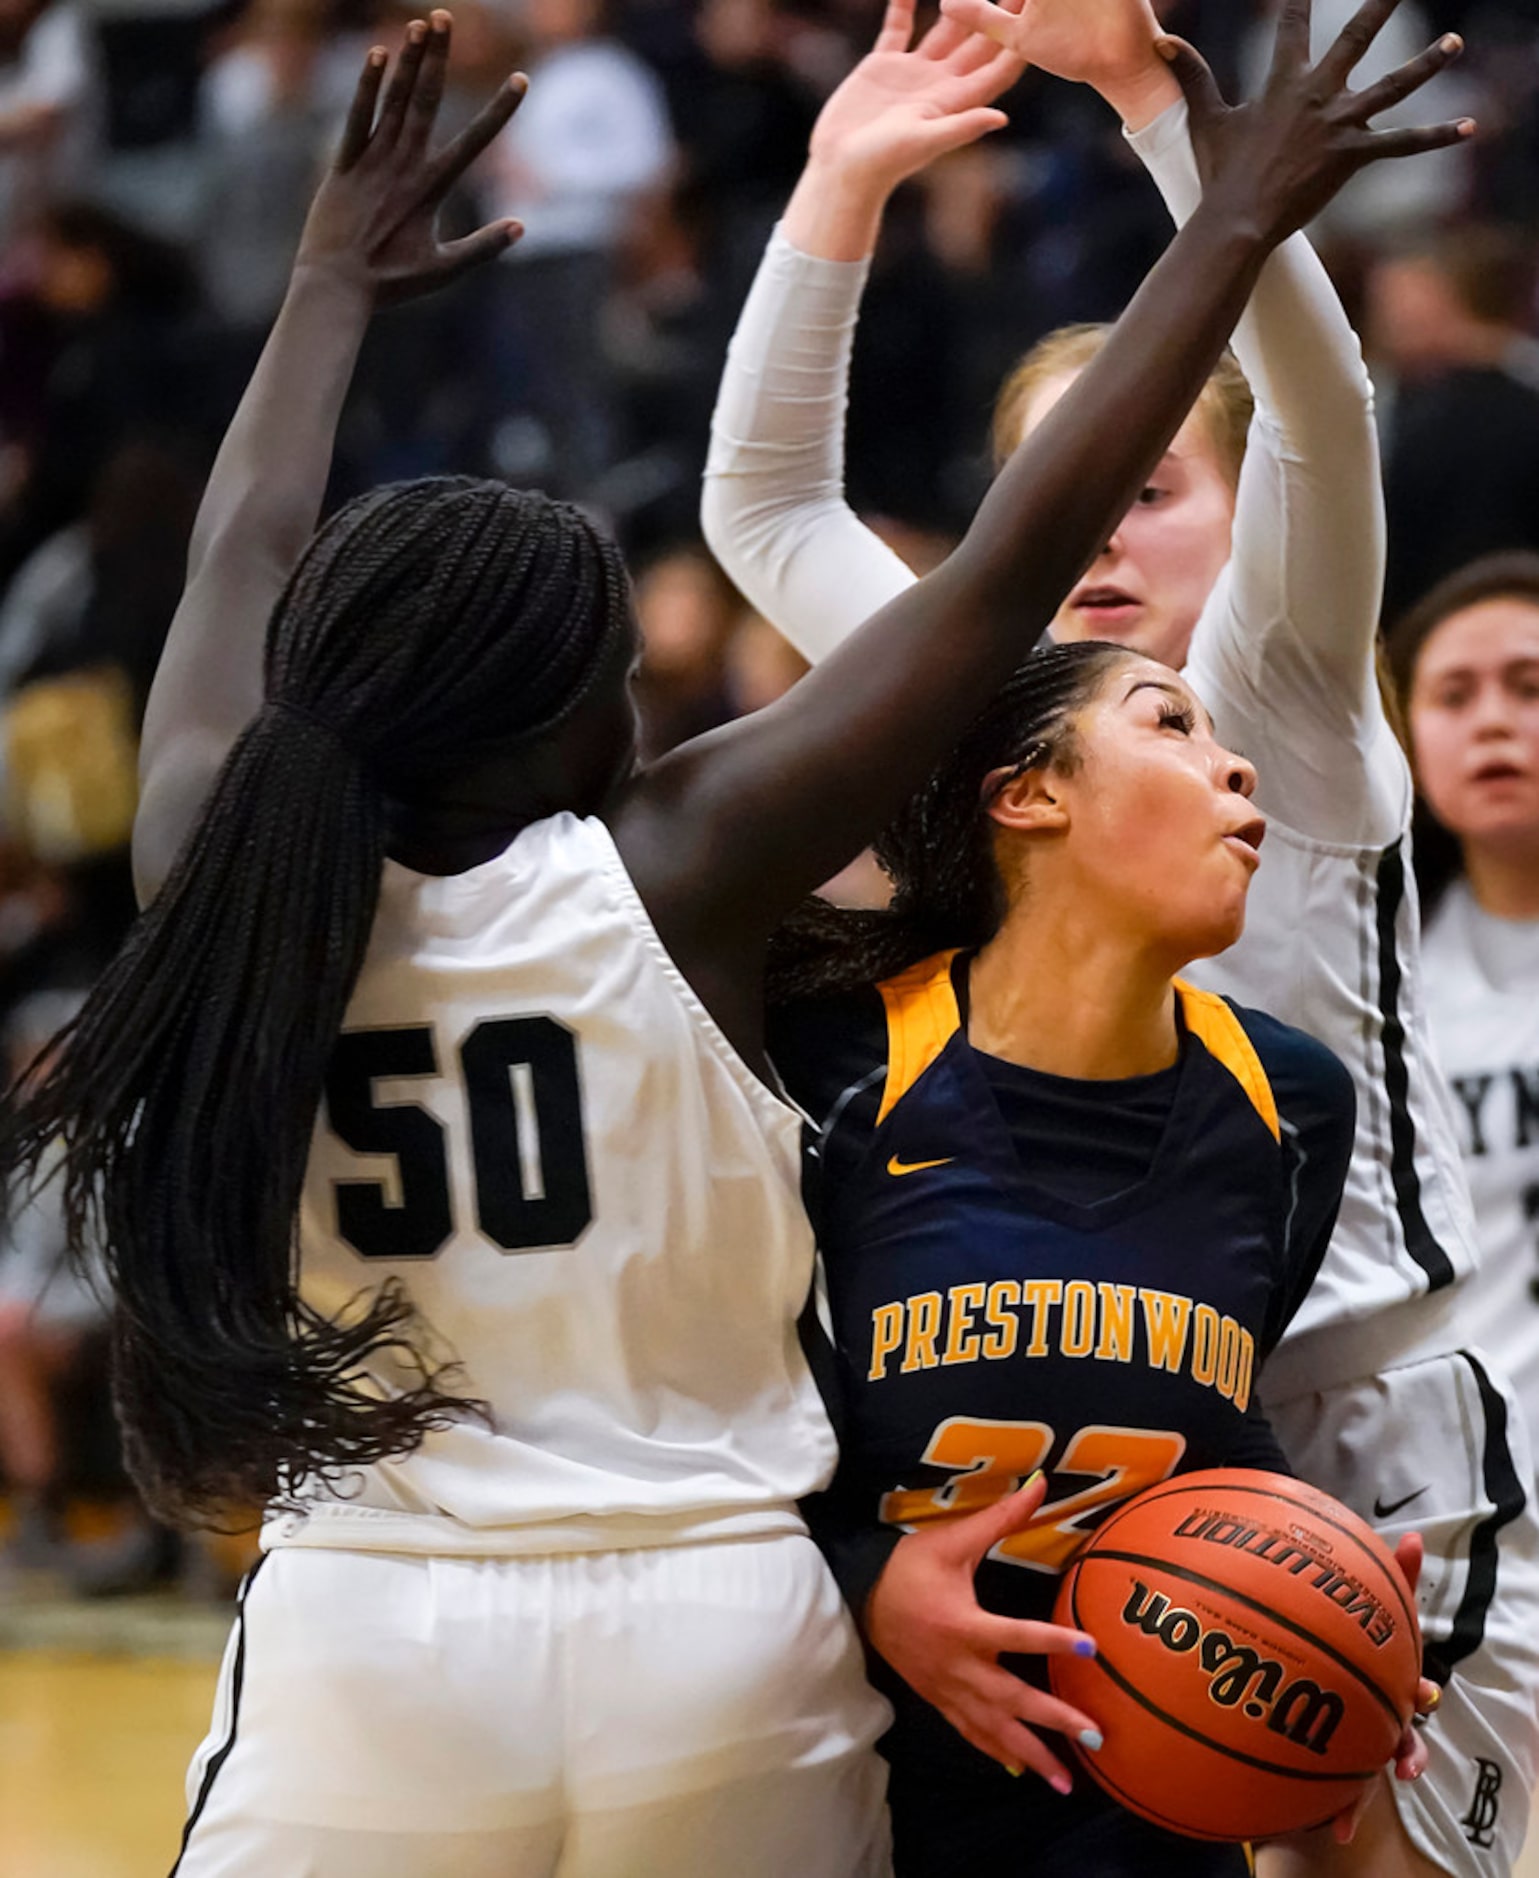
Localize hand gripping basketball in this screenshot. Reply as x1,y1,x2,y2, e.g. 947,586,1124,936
864,1472,1104,1791
1322,1532,1439,1849
1047,1469,1427,1843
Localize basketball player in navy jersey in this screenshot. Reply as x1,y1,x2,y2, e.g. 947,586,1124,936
768,639,1419,1873
0,12,1426,1875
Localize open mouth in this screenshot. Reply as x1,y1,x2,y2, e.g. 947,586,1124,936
1224,817,1266,862
1470,761,1529,785
1071,586,1141,614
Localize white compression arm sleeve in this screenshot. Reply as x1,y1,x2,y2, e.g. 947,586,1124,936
701,228,918,659
703,106,1406,847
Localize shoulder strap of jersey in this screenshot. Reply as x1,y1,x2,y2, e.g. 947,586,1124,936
876,950,963,1125
1175,979,1280,1142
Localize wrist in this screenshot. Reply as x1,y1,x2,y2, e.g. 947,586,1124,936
783,151,894,263
286,258,376,320
1183,193,1276,267
1097,62,1182,133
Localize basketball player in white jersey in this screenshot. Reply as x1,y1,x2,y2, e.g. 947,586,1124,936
1391,555,1539,1485
0,10,1409,1874
700,2,1539,1873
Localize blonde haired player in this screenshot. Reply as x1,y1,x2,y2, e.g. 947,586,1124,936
701,1,1539,1874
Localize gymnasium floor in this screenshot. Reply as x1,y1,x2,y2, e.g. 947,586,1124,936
7,1584,1539,1877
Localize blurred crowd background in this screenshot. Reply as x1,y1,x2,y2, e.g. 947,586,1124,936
0,0,1536,1596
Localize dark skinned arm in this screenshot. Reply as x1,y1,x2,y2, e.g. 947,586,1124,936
133,14,524,902
611,0,1469,1063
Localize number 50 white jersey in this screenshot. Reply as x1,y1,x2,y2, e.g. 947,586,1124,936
271,812,837,1558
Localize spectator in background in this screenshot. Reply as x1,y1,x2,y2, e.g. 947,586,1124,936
631,541,736,757
0,0,95,244
198,0,367,334
1369,227,1539,618
0,200,206,583
480,0,673,492
0,441,199,1020
1390,553,1539,1480
0,987,101,1574
86,0,219,240
666,0,818,281
597,179,728,544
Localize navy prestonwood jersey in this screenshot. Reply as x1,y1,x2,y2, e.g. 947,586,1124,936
770,950,1355,1861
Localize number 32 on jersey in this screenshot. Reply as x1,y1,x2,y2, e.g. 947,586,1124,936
324,1016,592,1260
881,1418,1187,1573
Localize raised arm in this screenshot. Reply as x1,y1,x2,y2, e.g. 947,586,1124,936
705,0,1453,845
624,0,1468,1021
699,0,1001,656
1132,93,1409,845
133,15,524,901
1021,4,1436,846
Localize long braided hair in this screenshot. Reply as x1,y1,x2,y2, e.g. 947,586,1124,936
0,477,632,1527
768,641,1135,1004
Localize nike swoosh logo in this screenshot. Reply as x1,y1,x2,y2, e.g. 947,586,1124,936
1373,1487,1428,1520
887,1156,955,1177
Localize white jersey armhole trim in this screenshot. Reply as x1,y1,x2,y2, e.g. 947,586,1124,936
588,815,812,1130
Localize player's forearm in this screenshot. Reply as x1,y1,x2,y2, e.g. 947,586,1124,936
781,153,894,263
1095,60,1182,133
950,204,1269,619
143,268,373,765
185,266,371,587
700,225,917,660
1131,99,1385,672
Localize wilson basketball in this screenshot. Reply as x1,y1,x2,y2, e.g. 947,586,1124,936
1048,1469,1421,1842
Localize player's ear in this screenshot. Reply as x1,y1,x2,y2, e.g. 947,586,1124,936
983,764,1069,836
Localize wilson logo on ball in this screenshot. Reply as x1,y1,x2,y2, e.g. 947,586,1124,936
1121,1581,1345,1755
1049,1470,1422,1842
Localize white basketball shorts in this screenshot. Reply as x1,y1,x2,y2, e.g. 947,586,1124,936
172,1529,894,1877
1270,1348,1539,1878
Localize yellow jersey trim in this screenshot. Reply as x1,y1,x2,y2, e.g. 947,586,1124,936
875,958,1278,1144
877,950,963,1126
1174,979,1280,1142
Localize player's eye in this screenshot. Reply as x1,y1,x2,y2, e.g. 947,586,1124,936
1158,705,1196,734
1136,485,1168,506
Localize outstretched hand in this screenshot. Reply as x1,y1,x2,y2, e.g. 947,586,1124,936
805,0,1028,195
864,1474,1103,1790
1158,0,1470,244
939,0,1177,126
295,10,526,306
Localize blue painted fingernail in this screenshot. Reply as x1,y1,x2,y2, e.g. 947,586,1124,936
1074,1637,1097,1657
1079,1728,1104,1752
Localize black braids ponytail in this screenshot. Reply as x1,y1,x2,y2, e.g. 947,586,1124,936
766,641,1136,1004
0,478,632,1527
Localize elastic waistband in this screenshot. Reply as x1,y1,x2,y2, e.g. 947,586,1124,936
1263,1285,1471,1403
260,1500,810,1560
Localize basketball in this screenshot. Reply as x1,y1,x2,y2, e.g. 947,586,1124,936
1048,1469,1422,1842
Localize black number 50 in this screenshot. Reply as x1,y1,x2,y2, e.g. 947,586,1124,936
324,1016,593,1260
